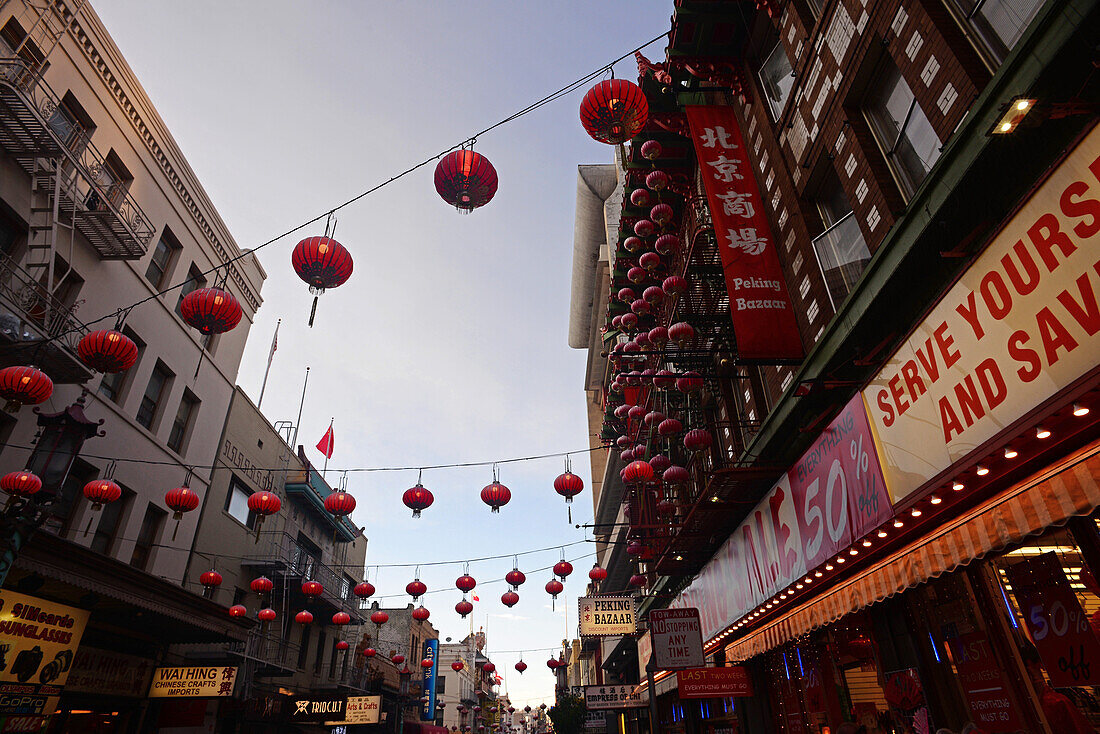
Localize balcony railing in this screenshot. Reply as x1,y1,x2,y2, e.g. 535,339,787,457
0,249,90,382
0,56,154,259
242,530,360,615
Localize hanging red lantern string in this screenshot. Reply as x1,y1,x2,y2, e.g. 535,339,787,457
456,570,477,594
180,287,242,335
292,218,354,327
434,146,498,213
553,559,573,581
1,471,41,511
544,578,563,610
363,647,377,658
420,658,433,669
505,564,525,591
0,366,52,411
370,609,389,632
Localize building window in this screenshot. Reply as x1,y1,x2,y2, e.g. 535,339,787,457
224,477,256,529
951,0,1043,62
812,168,870,310
167,390,199,453
175,264,207,318
136,360,172,430
863,58,941,198
98,327,143,404
0,18,45,68
437,676,446,695
145,229,180,289
90,486,132,555
314,631,326,674
298,627,311,669
130,504,166,571
341,575,352,600
85,150,132,211
329,637,340,678
759,43,795,120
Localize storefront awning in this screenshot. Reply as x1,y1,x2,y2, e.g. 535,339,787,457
725,442,1100,662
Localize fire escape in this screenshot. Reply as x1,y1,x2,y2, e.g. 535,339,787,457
0,0,154,382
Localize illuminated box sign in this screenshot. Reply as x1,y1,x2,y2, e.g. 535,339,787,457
289,696,345,723
676,666,753,698
583,685,647,710
578,596,636,636
863,125,1100,504
147,666,237,698
0,590,90,716
650,608,704,671
326,695,381,725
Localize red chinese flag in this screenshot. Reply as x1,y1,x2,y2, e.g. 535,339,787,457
685,105,804,361
316,424,334,459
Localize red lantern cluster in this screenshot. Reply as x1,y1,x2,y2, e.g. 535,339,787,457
580,79,649,145
180,287,242,335
82,478,121,509
434,150,498,212
0,366,53,407
406,578,427,601
588,565,608,582
623,460,653,484
403,482,434,518
78,329,138,373
480,481,511,513
544,579,563,599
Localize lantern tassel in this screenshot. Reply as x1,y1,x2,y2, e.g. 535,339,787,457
567,506,572,524
193,344,206,381
308,296,319,328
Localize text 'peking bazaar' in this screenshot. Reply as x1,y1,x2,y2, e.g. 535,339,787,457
565,0,1099,732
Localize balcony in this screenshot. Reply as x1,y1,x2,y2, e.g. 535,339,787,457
0,249,90,383
242,530,362,620
0,56,154,259
180,626,301,676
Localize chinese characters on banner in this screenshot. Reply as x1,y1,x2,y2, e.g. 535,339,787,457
685,106,803,361
1006,553,1100,687
672,394,891,640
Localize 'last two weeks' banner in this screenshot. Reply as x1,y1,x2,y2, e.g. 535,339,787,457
685,105,803,361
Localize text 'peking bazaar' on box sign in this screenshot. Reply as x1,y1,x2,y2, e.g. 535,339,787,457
864,125,1100,504
677,666,754,698
147,666,237,698
685,105,803,362
578,596,637,636
0,589,90,717
672,393,892,641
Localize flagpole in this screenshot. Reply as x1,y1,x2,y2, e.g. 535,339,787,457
290,366,310,451
257,319,280,409
322,417,333,478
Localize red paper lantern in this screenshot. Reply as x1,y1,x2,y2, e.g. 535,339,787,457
621,310,639,328
646,170,669,191
627,405,646,421
553,472,583,503
292,236,354,292
634,219,655,238
623,460,654,484
421,658,434,669
501,591,519,608
648,326,668,347
642,286,664,304
650,203,674,225
455,599,474,618
354,581,375,599
629,188,651,207
302,580,323,597
650,454,671,473
247,491,281,517
684,428,713,453
456,574,477,593
658,417,683,437
180,287,242,335
617,287,636,303
482,662,496,674
406,579,427,600
200,570,222,588
295,610,314,625
324,490,356,518
629,574,648,588
579,79,649,145
165,486,199,519
588,565,608,582
653,369,676,388
336,640,350,651
0,366,52,407
412,606,430,622
657,498,676,517
515,660,527,674
662,274,687,295
364,647,377,658
553,561,573,580
546,657,560,670
619,449,635,463
505,568,526,590
228,605,247,618
480,481,511,513
452,660,465,672
630,298,650,316
668,321,695,345
663,465,690,487
391,654,406,666
639,252,661,271
332,611,351,625
403,482,434,518
434,150,498,212
82,478,121,509
258,607,277,622
78,329,138,373
655,233,680,255
545,579,563,599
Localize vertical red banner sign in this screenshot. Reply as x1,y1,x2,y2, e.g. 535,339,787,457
1006,553,1100,687
685,106,803,361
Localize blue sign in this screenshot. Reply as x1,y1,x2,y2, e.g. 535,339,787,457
421,638,439,720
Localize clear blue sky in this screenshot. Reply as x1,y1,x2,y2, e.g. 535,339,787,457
95,0,671,707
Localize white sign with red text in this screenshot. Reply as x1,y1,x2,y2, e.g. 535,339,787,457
650,608,705,670
863,125,1100,504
